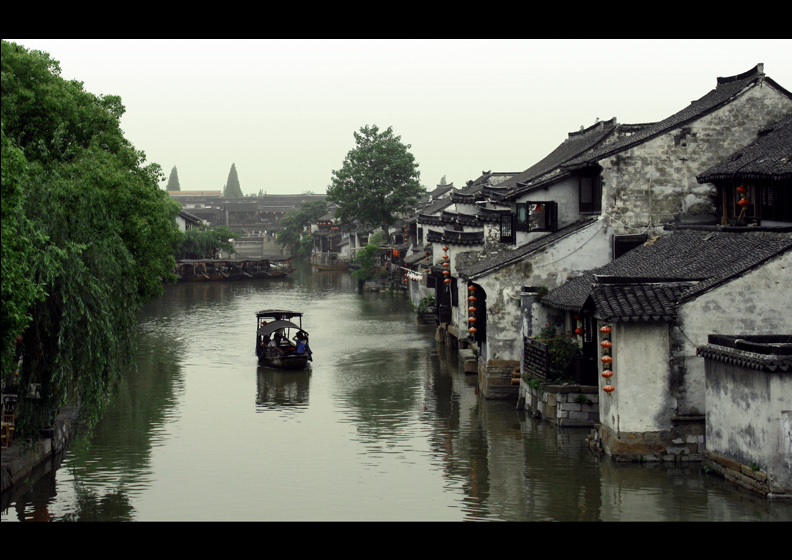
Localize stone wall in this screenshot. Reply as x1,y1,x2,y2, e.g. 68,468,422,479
699,335,792,496
590,417,705,462
478,359,520,400
519,382,599,427
1,406,78,495
600,85,792,236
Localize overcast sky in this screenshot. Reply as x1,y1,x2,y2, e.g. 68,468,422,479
7,39,792,196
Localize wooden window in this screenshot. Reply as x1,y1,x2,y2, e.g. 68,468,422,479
579,175,602,213
516,202,558,232
500,213,514,244
760,183,791,222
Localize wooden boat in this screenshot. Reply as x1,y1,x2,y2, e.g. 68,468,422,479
176,261,210,282
255,310,312,369
267,258,294,278
204,260,230,281
249,259,274,279
224,259,254,281
175,258,292,282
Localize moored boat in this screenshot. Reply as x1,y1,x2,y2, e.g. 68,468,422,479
176,260,211,282
255,309,312,369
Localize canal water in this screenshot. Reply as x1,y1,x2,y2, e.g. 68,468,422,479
2,265,791,521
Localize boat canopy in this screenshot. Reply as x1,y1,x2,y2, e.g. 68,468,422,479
256,309,303,320
257,319,303,337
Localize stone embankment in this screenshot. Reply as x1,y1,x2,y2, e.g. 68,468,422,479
1,406,78,496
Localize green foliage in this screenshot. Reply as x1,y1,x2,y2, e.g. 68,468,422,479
326,125,424,242
409,295,435,314
1,128,46,377
527,377,544,390
537,325,581,382
179,226,239,259
1,40,183,438
224,163,243,197
351,242,385,283
166,165,180,191
275,199,328,260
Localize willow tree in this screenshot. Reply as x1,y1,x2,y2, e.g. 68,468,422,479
326,125,424,243
178,226,239,259
1,41,183,438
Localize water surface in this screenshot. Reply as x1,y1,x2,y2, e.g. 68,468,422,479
2,266,790,521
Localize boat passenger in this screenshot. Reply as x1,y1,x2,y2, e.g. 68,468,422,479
269,333,285,355
257,335,269,357
291,331,306,354
293,331,311,358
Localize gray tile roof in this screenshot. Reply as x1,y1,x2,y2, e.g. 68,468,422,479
697,114,792,183
543,229,792,320
697,334,792,372
561,64,791,172
416,197,454,222
589,280,695,322
457,217,600,280
500,118,622,199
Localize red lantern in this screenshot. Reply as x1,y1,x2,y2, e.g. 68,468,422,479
603,385,615,393
574,327,583,335
442,262,449,267
468,296,477,302
469,286,476,292
600,340,612,349
444,278,451,284
468,327,477,333
600,325,612,334
738,198,750,207
601,370,613,378
443,270,450,276
737,185,748,194
442,254,449,259
469,306,477,313
442,246,449,252
601,356,613,364
425,251,430,256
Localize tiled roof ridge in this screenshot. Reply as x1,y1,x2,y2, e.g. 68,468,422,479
501,119,622,198
542,228,792,314
697,113,792,183
458,217,600,279
562,64,788,170
697,334,792,372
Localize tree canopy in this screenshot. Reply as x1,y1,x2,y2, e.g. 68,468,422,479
166,165,180,190
224,163,243,197
326,125,424,242
178,226,239,259
276,199,328,260
1,40,183,438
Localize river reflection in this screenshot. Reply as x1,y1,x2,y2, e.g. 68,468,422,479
2,264,791,521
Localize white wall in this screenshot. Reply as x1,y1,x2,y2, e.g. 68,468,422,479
705,357,792,494
600,85,792,236
599,322,672,434
474,219,612,362
677,249,792,415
